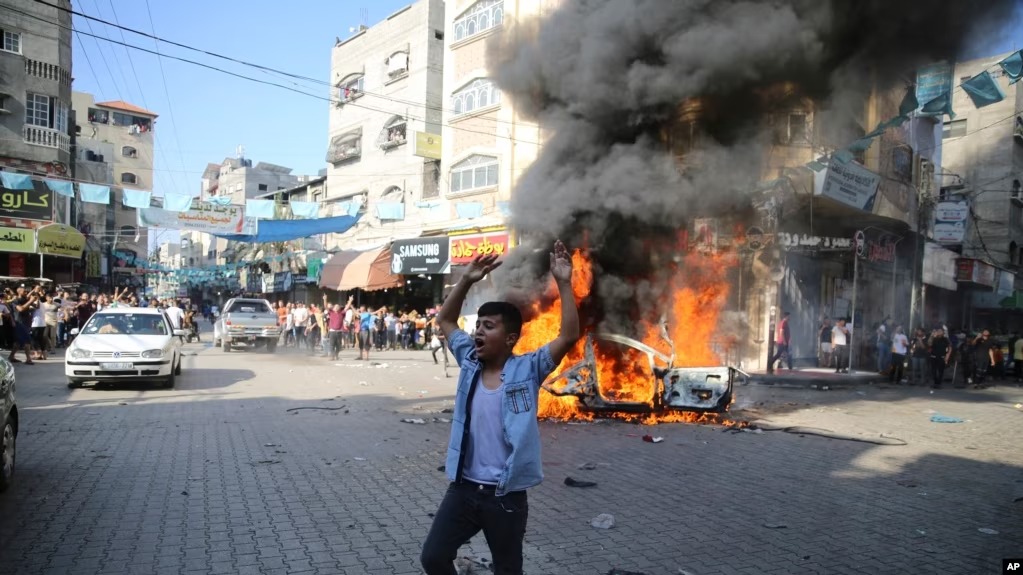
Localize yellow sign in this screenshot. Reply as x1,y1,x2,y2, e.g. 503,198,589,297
85,252,102,277
414,131,442,160
0,226,36,253
36,223,85,258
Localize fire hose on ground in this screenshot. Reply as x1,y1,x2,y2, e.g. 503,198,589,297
735,421,908,446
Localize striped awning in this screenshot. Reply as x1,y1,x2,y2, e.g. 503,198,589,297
319,247,402,292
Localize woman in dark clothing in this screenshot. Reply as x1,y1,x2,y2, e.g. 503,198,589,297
929,329,952,389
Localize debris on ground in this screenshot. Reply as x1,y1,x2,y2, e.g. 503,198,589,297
608,569,647,575
286,405,347,412
977,527,999,535
577,462,599,470
264,443,279,447
930,414,964,423
401,418,427,424
591,513,615,529
432,417,451,423
250,460,281,465
642,435,664,443
564,477,598,488
353,457,366,461
454,556,491,575
762,522,787,529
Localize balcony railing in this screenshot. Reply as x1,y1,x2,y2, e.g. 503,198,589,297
23,124,70,153
24,58,72,87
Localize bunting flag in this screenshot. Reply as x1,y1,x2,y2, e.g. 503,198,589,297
920,92,954,118
163,192,193,212
375,203,405,220
122,189,152,209
496,201,511,217
336,201,361,217
44,179,75,197
79,183,111,204
207,196,232,206
961,71,1005,108
0,171,35,190
999,50,1022,84
289,200,319,218
246,199,275,219
455,202,484,219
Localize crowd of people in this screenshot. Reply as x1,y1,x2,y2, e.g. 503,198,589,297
267,297,451,366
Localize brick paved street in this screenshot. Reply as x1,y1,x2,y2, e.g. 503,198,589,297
0,343,1021,574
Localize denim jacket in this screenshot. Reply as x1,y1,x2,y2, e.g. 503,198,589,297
444,329,557,496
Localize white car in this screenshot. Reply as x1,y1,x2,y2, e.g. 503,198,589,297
65,307,186,389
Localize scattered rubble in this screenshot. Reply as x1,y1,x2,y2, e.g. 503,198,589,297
642,435,664,443
762,522,787,529
401,418,427,425
564,477,598,488
577,462,599,470
930,414,963,423
978,528,999,535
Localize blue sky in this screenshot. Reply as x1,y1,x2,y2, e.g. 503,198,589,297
69,0,1023,202
71,0,413,198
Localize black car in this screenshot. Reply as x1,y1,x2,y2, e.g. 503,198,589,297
0,357,16,492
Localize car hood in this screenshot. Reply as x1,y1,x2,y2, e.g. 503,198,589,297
72,334,172,352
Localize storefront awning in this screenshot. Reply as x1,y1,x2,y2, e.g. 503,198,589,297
319,247,402,292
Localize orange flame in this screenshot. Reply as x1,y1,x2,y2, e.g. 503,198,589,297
516,247,741,425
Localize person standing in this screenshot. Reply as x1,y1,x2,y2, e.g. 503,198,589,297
767,311,792,373
910,328,930,385
9,286,37,365
322,295,353,361
970,330,996,388
420,241,579,575
890,325,909,384
818,316,832,368
831,318,850,373
876,317,892,374
929,328,952,389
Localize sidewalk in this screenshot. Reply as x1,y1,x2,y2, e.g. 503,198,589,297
747,367,886,388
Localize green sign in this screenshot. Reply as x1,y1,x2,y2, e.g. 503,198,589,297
306,257,323,283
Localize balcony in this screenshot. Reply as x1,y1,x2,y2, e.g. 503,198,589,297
23,124,70,153
24,58,72,87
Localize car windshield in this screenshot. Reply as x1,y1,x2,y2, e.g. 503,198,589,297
83,314,169,336
226,301,272,314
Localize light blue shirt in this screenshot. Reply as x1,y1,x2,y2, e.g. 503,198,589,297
462,378,510,485
444,329,557,496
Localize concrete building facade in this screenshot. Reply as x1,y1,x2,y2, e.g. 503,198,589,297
72,92,158,288
201,155,303,205
325,0,446,250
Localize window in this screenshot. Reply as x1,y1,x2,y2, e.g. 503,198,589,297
788,113,807,143
111,112,151,132
380,116,407,149
122,146,138,158
258,184,268,192
386,51,409,79
451,79,501,116
943,119,967,139
1,29,21,54
338,75,365,103
326,130,362,164
454,0,504,42
87,107,109,123
121,172,138,185
449,155,498,194
25,92,50,127
0,95,8,113
1011,242,1019,264
120,225,137,239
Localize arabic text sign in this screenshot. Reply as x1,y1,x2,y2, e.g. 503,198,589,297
916,62,954,109
36,223,85,258
933,200,968,244
137,202,257,234
922,243,958,291
0,226,37,253
0,184,52,221
450,233,510,264
818,162,881,212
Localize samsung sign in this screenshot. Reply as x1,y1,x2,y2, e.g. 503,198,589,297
390,238,451,275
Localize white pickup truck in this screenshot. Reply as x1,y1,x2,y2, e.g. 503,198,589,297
212,298,282,353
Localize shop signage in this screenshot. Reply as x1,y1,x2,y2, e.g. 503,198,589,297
306,257,323,283
0,226,36,253
85,251,102,278
9,254,25,277
956,258,996,287
414,131,442,160
246,270,262,293
112,249,139,273
138,201,257,234
36,223,85,258
816,162,881,212
450,232,510,264
932,200,968,244
865,237,896,263
778,233,852,251
0,185,52,221
262,274,274,294
390,237,450,275
915,62,954,115
273,271,293,293
997,269,1015,297
922,243,957,291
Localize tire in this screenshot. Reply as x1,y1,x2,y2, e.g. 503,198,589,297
174,355,182,376
0,417,15,493
67,378,81,389
266,340,277,353
222,338,231,353
163,370,176,389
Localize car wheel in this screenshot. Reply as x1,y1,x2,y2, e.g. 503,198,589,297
67,378,81,389
163,370,176,389
174,355,182,376
266,340,277,353
222,338,231,353
0,417,15,493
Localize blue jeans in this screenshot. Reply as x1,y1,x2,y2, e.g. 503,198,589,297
911,356,928,384
877,344,891,372
57,321,66,346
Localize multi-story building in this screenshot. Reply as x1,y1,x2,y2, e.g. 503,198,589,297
154,241,182,300
72,92,158,289
939,53,1023,328
324,0,446,250
0,0,73,279
201,155,303,205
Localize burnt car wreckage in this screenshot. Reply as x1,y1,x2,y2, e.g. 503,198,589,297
542,327,748,414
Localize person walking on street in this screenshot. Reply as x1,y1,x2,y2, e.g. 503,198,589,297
970,330,996,388
831,318,850,373
818,316,832,368
876,317,892,374
890,325,909,384
420,241,580,575
929,328,952,389
910,328,929,385
767,311,792,373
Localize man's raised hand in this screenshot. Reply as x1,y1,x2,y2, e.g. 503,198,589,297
550,240,572,283
465,253,502,283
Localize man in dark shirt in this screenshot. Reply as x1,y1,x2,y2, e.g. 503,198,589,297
75,293,96,330
928,328,952,389
8,286,37,364
322,294,353,361
970,329,996,387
